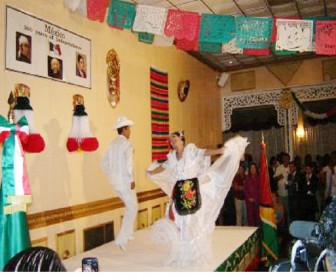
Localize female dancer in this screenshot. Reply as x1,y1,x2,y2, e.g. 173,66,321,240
147,131,249,267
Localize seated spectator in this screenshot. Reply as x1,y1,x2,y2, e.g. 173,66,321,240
3,246,66,272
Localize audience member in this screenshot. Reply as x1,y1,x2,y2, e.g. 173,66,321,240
216,185,236,226
244,162,260,227
286,160,302,222
232,162,247,226
325,151,336,206
271,191,285,248
268,156,279,192
3,246,66,272
273,152,290,227
297,162,319,221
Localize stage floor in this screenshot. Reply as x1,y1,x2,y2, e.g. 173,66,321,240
63,226,258,272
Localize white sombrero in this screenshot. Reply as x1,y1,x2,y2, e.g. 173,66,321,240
114,116,134,129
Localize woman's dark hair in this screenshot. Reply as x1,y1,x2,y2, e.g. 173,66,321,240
3,246,67,272
77,54,84,63
269,156,277,166
248,162,259,175
171,131,185,144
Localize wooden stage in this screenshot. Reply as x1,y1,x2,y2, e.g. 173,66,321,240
63,226,260,272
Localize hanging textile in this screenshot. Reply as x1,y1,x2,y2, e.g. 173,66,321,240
153,35,174,47
175,36,199,51
275,19,314,52
236,16,273,49
315,21,336,55
221,38,243,54
199,14,235,44
199,42,221,53
87,0,109,22
243,48,270,56
132,5,167,35
150,67,169,162
291,91,336,120
164,10,200,41
165,10,200,51
138,32,154,44
271,43,296,55
107,0,136,30
164,10,184,40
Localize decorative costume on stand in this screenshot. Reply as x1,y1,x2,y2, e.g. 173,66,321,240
147,135,249,267
12,83,45,153
66,94,99,152
0,115,32,270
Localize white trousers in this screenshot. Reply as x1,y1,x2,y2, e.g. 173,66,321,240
234,198,247,226
115,188,138,244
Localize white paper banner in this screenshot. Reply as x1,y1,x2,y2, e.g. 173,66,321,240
132,5,167,35
221,38,243,54
153,35,174,47
275,19,313,52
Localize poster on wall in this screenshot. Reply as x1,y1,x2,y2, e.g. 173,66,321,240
5,6,91,89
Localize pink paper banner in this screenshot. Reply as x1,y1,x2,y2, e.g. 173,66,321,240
315,21,336,55
164,10,200,42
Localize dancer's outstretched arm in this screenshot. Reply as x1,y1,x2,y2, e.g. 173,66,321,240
204,146,224,157
147,165,165,175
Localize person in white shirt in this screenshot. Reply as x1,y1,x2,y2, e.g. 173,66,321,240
273,153,290,227
324,151,336,206
101,116,138,251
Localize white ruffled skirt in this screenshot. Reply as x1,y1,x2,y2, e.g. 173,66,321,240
148,135,249,268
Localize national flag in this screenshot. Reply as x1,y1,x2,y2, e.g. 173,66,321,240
0,115,32,270
259,136,279,267
49,42,62,56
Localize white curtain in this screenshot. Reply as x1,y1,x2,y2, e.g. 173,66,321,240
224,122,336,165
292,122,336,160
224,126,286,164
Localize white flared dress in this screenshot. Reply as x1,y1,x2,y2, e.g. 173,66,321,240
147,135,249,267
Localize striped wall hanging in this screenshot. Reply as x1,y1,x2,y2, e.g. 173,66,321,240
150,67,169,162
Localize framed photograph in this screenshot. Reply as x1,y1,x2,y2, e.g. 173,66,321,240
231,70,256,92
322,59,336,81
5,6,91,88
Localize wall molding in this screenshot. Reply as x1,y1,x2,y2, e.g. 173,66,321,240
28,189,166,230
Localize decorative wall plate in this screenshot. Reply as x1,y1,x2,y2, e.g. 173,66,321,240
177,80,190,102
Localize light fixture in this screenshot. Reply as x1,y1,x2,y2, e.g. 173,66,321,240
296,125,305,139
296,109,305,139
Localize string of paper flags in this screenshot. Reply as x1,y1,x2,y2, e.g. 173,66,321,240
64,0,336,55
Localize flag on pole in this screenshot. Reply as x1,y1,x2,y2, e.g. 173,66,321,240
259,135,278,267
0,115,32,270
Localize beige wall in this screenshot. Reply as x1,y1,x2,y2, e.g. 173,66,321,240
221,57,330,96
0,0,222,255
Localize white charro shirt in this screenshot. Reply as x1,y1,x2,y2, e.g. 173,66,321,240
101,135,134,191
274,164,289,197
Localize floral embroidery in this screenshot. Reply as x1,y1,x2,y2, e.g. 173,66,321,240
174,178,201,215
179,179,197,210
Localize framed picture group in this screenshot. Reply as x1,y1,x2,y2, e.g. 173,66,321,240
5,5,91,89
